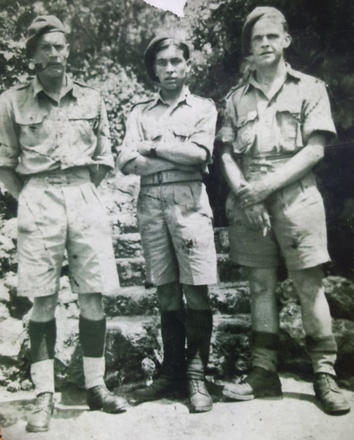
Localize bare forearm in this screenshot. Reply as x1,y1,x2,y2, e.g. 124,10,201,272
266,142,324,193
0,167,23,199
238,134,327,206
221,145,247,194
156,141,208,166
123,155,193,176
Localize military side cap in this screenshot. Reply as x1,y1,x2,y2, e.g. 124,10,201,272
26,15,67,56
241,7,287,54
144,34,190,82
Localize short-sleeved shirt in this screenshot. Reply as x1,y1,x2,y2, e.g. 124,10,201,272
0,75,114,175
218,64,336,162
117,86,217,174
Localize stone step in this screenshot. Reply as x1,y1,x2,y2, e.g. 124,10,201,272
104,282,250,317
116,253,246,287
114,227,230,259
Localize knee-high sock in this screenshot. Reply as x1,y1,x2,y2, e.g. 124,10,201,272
185,309,213,380
28,319,56,395
160,310,186,378
79,316,106,389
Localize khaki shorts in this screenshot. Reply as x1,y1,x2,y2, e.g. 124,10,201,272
227,175,330,270
137,181,217,286
17,168,120,297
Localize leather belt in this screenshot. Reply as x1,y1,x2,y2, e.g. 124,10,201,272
141,170,202,186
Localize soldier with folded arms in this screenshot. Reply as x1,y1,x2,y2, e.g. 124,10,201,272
0,16,127,432
219,7,350,415
117,35,217,412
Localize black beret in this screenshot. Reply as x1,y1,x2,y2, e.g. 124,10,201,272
26,15,68,57
144,34,190,82
241,7,287,54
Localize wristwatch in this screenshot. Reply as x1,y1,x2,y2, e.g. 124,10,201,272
150,144,158,158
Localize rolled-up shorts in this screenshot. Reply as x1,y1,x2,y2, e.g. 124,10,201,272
17,167,120,298
227,173,330,270
137,181,217,286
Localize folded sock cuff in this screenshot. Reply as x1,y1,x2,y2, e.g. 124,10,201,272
306,335,337,353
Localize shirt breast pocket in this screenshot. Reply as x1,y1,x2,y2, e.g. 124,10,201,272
276,105,303,151
235,111,258,154
68,109,99,144
15,113,48,147
173,125,193,142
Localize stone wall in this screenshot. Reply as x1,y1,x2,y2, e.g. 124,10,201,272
1,173,354,392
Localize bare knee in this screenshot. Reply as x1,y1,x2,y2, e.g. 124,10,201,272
78,293,104,320
157,282,183,311
31,294,58,321
183,284,209,310
290,266,324,303
249,268,277,299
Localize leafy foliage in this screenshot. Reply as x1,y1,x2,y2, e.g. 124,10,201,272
0,0,354,269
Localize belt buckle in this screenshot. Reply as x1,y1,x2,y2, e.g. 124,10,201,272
47,175,66,185
157,172,163,184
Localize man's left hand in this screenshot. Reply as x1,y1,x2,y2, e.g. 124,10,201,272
137,141,155,156
238,178,274,207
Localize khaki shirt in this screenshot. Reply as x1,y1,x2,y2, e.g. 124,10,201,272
117,86,217,174
0,76,114,175
218,65,336,160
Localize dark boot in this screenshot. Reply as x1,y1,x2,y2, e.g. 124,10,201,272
26,392,54,432
133,310,186,402
222,366,282,401
314,373,351,415
87,384,127,413
185,309,213,413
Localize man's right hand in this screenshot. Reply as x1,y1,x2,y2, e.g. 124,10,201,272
244,203,271,236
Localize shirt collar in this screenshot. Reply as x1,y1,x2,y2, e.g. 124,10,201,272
31,74,76,100
243,63,301,95
147,85,192,110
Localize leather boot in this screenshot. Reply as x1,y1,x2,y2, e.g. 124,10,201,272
87,384,127,413
185,309,213,413
222,366,282,401
133,310,186,403
26,392,54,432
314,373,351,415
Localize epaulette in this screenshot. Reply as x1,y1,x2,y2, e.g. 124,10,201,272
130,98,155,109
73,79,98,90
12,81,31,91
190,93,215,105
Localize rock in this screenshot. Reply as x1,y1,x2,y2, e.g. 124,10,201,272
0,280,10,303
214,227,230,254
99,173,140,234
0,316,24,359
105,316,160,386
277,276,354,322
209,282,250,314
0,302,10,321
333,318,354,372
323,276,354,321
117,257,146,286
211,314,252,378
103,286,159,317
115,233,143,258
0,365,21,386
216,254,247,283
6,381,21,393
20,379,33,391
58,276,79,307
